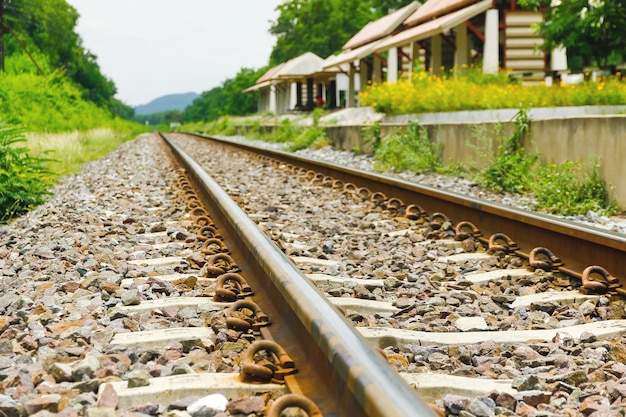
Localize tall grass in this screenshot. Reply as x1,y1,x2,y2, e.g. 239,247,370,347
25,128,130,176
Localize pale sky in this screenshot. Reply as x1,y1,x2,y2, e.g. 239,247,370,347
66,0,284,106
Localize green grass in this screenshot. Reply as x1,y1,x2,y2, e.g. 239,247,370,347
372,122,442,173
25,128,134,176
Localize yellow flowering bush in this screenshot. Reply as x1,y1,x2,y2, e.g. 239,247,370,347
360,68,626,115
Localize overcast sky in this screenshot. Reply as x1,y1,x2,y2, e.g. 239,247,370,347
65,0,284,106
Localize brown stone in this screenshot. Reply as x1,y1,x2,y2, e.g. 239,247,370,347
157,350,182,365
35,282,55,296
0,317,10,334
519,391,551,408
580,395,610,416
61,282,80,293
227,396,265,415
495,391,517,411
24,394,66,414
46,321,85,336
515,402,538,417
99,282,121,293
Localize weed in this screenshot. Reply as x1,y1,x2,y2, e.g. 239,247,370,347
362,122,382,152
478,108,537,193
531,159,616,216
373,122,441,173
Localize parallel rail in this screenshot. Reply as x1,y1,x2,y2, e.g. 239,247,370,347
161,133,437,417
186,132,626,294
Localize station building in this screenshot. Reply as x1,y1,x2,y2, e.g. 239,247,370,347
245,0,568,115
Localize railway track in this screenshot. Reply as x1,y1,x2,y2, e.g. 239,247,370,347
0,133,434,417
165,132,626,416
1,131,625,416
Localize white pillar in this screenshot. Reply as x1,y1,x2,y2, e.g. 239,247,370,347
387,47,398,82
551,46,568,71
289,82,296,110
347,65,355,108
483,9,499,74
269,83,277,115
431,35,442,75
454,23,469,70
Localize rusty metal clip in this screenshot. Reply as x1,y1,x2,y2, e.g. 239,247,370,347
454,221,481,241
303,170,317,181
190,207,209,218
226,299,269,331
196,225,220,241
201,238,229,255
240,340,295,383
581,265,620,294
405,204,426,220
193,215,213,228
488,233,519,253
331,179,344,190
203,253,239,277
267,394,323,417
528,247,562,272
343,182,358,193
356,187,371,199
386,197,404,211
369,191,387,207
310,173,325,184
321,176,334,186
214,273,253,301
428,212,449,230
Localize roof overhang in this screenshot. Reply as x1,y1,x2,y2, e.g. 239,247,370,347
242,80,272,93
323,38,387,70
405,0,477,27
375,0,491,52
343,1,421,50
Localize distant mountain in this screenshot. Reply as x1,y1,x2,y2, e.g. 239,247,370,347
134,92,200,115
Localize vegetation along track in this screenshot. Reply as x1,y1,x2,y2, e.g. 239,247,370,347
167,132,626,416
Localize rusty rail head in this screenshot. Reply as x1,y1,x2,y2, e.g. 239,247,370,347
186,132,626,291
162,133,438,417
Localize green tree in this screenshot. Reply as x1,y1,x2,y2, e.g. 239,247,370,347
269,0,374,65
3,0,132,117
519,0,626,68
183,67,267,123
370,0,415,17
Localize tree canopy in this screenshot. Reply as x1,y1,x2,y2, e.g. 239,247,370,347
2,0,133,118
519,0,626,68
183,67,267,123
269,0,414,65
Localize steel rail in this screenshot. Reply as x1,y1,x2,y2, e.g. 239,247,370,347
187,133,626,293
161,133,437,417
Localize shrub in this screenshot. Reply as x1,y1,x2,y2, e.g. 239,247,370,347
360,67,626,115
477,108,538,193
531,159,616,216
0,123,56,223
373,122,441,173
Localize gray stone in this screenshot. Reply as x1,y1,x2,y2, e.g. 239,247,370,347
121,289,141,306
443,394,471,414
187,394,228,417
468,396,496,417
